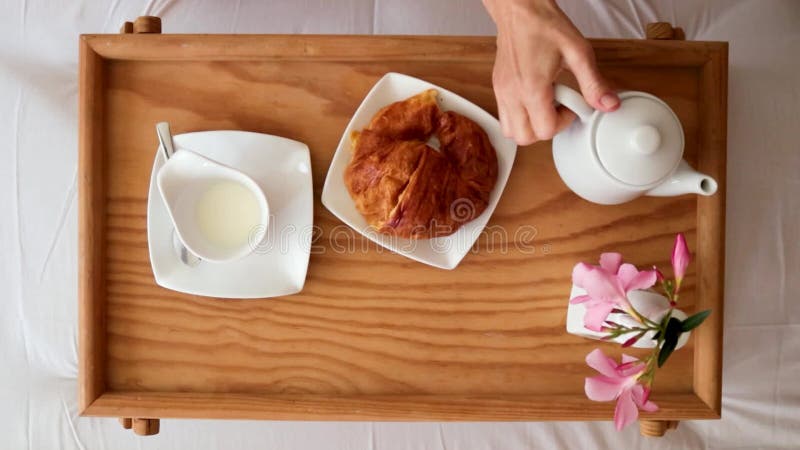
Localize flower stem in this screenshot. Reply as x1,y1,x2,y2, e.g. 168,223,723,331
627,305,661,328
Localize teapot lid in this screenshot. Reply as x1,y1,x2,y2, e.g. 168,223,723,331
594,92,684,186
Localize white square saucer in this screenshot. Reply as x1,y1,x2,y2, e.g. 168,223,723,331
147,130,313,298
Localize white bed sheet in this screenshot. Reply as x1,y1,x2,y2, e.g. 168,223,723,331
1,0,798,448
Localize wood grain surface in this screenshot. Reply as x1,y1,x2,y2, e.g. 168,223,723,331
79,35,726,421
86,392,718,421
78,37,107,412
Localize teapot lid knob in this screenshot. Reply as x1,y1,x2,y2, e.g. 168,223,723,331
631,125,661,155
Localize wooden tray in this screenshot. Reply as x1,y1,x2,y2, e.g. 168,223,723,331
79,18,726,437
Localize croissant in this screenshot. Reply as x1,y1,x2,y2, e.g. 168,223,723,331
344,89,498,239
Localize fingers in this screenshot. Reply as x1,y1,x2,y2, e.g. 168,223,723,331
562,41,620,112
524,86,559,141
500,99,536,146
498,101,511,137
554,105,577,134
521,86,579,142
500,88,576,145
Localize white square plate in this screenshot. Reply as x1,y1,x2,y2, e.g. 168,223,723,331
321,72,517,269
147,131,313,298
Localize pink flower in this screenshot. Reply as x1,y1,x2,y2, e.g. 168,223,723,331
584,349,658,430
570,253,658,331
671,233,691,291
653,266,665,283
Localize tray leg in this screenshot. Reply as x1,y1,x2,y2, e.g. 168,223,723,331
132,418,160,436
120,16,162,34
640,419,679,437
118,417,132,429
133,16,162,34
645,22,685,40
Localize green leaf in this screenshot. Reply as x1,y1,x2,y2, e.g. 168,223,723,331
660,310,673,328
658,317,683,367
681,310,712,332
652,330,661,340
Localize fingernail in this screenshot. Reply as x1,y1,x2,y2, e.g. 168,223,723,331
600,93,619,110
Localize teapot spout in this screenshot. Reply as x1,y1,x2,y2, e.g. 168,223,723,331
646,160,718,197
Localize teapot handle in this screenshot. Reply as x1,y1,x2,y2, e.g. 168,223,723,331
554,84,594,123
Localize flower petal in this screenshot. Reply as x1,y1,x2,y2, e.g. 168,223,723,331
572,263,594,287
639,400,659,412
580,270,631,314
585,348,621,377
631,384,659,412
618,356,646,377
585,375,623,402
584,301,615,332
654,266,665,283
618,362,646,378
613,389,639,430
627,269,658,292
672,233,691,282
617,264,657,292
621,354,639,365
582,268,626,302
599,253,623,274
631,384,648,404
616,263,638,285
569,294,592,305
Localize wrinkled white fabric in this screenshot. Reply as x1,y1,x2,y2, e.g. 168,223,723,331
1,0,798,448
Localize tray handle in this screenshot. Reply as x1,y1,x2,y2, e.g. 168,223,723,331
645,22,685,40
120,16,162,34
118,417,160,436
640,419,680,437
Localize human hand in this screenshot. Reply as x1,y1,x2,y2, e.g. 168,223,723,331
483,0,620,145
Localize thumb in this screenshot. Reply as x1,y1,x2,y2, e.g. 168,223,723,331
563,43,619,112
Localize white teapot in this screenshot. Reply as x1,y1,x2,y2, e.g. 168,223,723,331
552,84,717,205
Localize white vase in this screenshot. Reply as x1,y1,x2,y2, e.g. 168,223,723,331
565,285,690,350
